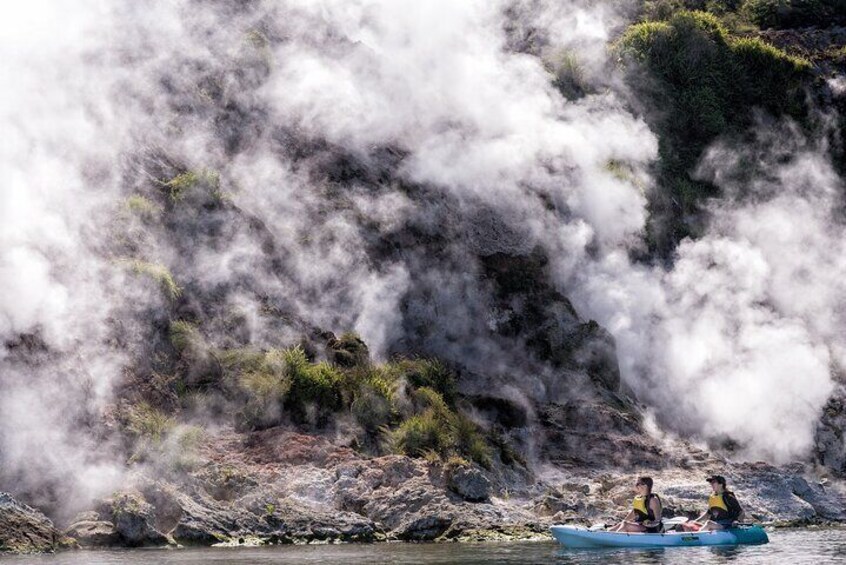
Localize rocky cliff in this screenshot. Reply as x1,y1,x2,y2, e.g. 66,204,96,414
3,0,846,555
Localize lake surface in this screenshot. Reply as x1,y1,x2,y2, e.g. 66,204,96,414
6,528,845,564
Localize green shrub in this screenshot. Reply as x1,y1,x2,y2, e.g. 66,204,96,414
411,386,452,418
616,21,672,62
125,194,161,220
124,402,174,444
216,348,268,374
642,0,688,22
364,366,399,401
730,36,810,115
392,410,455,457
237,368,291,430
547,49,588,99
170,320,201,353
159,169,221,202
329,332,370,367
283,347,343,421
394,358,457,406
388,385,493,464
214,348,293,430
742,0,846,28
616,10,808,134
454,415,493,469
348,364,404,433
121,259,181,300
241,368,291,400
352,386,393,432
615,10,810,253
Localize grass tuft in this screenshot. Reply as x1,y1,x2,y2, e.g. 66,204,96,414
122,259,182,300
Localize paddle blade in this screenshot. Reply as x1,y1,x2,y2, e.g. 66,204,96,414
663,517,689,526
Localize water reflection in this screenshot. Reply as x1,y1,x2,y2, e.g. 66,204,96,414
4,529,844,565
554,548,670,564
708,545,744,560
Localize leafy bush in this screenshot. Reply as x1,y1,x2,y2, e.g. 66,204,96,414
207,342,490,462
238,367,291,430
392,410,455,457
329,332,370,367
283,347,344,423
215,348,292,430
125,194,161,220
169,320,201,353
124,402,174,444
349,364,400,431
216,348,267,374
547,49,588,100
730,36,810,115
615,10,810,252
159,169,221,202
390,386,492,465
454,414,493,469
122,259,182,300
411,386,452,417
395,358,457,406
351,386,393,432
742,0,846,28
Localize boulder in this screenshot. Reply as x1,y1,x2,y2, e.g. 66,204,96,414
448,467,491,502
110,492,169,547
0,492,64,554
395,515,453,540
64,513,121,547
816,391,846,475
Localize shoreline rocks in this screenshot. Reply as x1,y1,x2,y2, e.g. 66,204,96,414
6,427,846,554
0,492,74,554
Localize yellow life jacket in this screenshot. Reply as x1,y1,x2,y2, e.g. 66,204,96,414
632,495,648,515
632,494,659,522
709,493,729,513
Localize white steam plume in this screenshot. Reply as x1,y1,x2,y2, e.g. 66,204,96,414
2,0,844,522
575,124,842,463
0,0,131,513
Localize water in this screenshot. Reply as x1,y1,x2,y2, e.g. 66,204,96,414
5,529,845,564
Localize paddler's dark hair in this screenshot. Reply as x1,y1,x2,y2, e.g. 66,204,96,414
636,476,653,492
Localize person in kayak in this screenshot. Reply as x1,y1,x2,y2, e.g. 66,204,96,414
683,475,744,531
610,476,663,533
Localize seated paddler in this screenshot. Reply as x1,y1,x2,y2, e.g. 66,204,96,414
610,476,663,533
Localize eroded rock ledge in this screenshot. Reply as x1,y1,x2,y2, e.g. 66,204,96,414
0,492,75,554
35,429,846,551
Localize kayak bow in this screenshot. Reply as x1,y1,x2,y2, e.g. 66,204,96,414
551,524,769,548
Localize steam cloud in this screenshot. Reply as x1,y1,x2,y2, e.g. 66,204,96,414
1,0,843,517
576,122,842,462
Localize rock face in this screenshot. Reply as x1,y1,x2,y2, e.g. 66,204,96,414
64,514,121,547
111,492,169,547
0,492,66,554
65,492,169,548
0,422,842,555
816,389,846,475
448,466,491,502
49,427,846,553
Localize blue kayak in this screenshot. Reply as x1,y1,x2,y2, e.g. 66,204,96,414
551,524,769,548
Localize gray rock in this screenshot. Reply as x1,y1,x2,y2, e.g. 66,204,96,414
0,492,64,554
449,467,491,502
816,390,846,475
63,427,846,551
162,484,379,545
109,492,169,547
64,519,121,547
396,515,453,540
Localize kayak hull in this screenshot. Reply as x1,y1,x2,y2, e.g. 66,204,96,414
551,524,769,548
